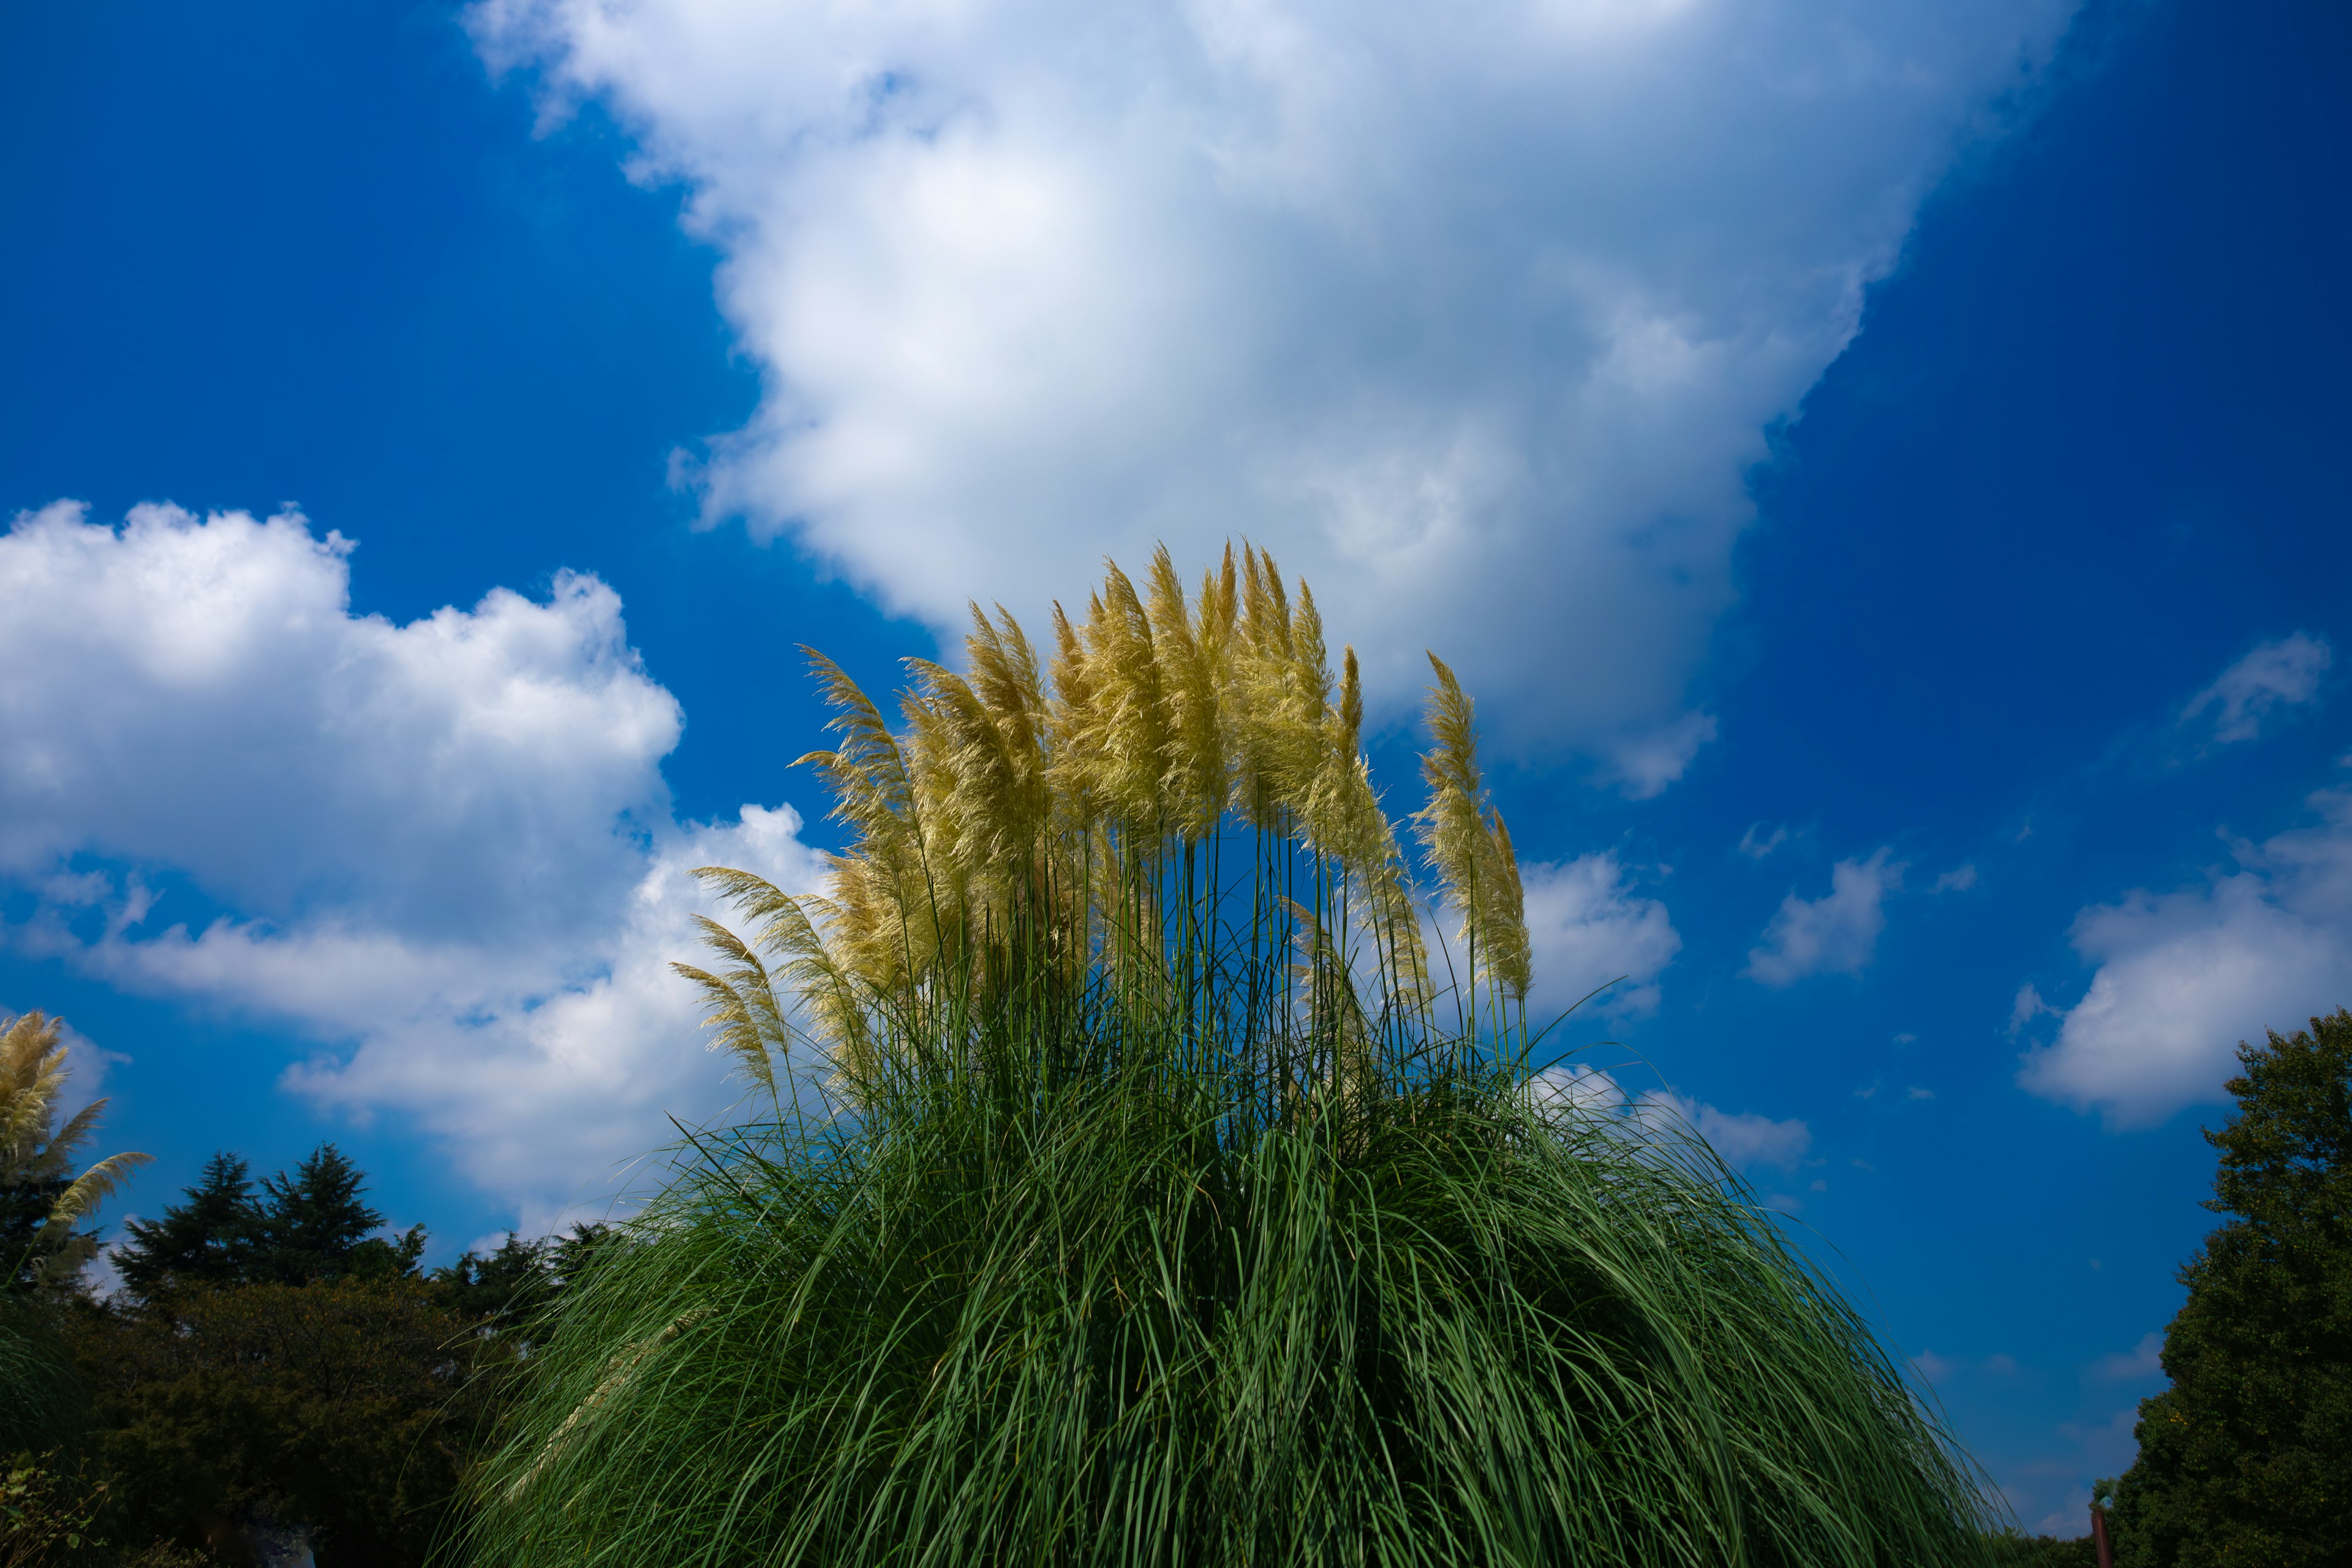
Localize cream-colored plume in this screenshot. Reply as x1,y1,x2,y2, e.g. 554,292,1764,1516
678,547,1531,1093
1,1011,151,1290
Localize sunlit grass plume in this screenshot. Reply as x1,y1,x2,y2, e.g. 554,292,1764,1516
462,546,1994,1567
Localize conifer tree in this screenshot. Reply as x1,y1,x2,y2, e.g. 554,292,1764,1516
2109,1010,2352,1567
119,1144,409,1293
115,1152,262,1296
252,1144,385,1284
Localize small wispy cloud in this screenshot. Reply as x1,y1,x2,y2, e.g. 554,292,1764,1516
2089,1332,2163,1382
1603,712,1718,801
1744,848,1904,987
1913,1349,2018,1384
2019,789,2352,1126
2008,981,2056,1037
1528,1065,1810,1173
1737,821,1792,861
2180,632,2331,746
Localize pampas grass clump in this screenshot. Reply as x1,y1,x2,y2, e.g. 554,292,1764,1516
461,548,1994,1567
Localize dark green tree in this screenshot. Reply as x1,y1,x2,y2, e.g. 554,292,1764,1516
113,1153,261,1297
1985,1529,2098,1566
76,1146,545,1565
430,1223,618,1335
69,1275,511,1568
432,1232,550,1327
251,1144,383,1285
118,1145,424,1295
2110,1009,2352,1567
546,1220,616,1293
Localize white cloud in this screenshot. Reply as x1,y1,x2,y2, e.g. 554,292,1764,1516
1744,847,1902,986
1603,712,1717,799
1528,1063,1809,1172
1520,851,1680,1019
1912,1348,2019,1386
0,502,680,943
1931,862,1977,892
2020,790,2352,1127
472,0,2075,764
2088,1332,2162,1382
2182,632,2332,746
1662,1091,1812,1169
1737,822,1792,861
0,502,824,1229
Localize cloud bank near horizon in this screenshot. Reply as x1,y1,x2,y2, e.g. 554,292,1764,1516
473,0,2076,781
0,501,824,1229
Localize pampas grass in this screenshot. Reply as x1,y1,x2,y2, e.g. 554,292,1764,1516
459,548,1994,1567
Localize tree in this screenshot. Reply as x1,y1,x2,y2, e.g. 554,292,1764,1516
81,1145,535,1566
251,1143,385,1285
117,1143,418,1295
1,1012,149,1297
2109,1009,2352,1566
113,1153,261,1297
70,1275,511,1568
431,1232,549,1327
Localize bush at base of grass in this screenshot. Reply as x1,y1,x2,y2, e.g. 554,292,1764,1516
464,550,2008,1567
466,1033,1999,1567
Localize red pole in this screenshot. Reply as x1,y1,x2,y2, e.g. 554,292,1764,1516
2090,1503,2114,1568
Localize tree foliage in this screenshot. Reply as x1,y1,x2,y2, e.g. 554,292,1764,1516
70,1276,508,1568
70,1145,609,1566
113,1142,424,1298
431,1223,614,1332
2109,1009,2352,1566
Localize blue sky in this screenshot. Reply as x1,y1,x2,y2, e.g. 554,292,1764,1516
6,0,2346,1534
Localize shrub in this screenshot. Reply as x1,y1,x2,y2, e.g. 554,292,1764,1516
1,1450,111,1568
71,1276,508,1568
462,548,1997,1567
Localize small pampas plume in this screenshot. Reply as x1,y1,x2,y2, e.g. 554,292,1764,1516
1414,654,1531,1014
2,1012,150,1293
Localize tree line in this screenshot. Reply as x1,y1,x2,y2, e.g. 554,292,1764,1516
56,1144,611,1566
2,1023,611,1568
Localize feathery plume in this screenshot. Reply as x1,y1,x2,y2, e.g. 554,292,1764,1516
686,547,1526,1097
2,1011,151,1289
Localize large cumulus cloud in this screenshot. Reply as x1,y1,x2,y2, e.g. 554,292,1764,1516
475,0,2076,782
